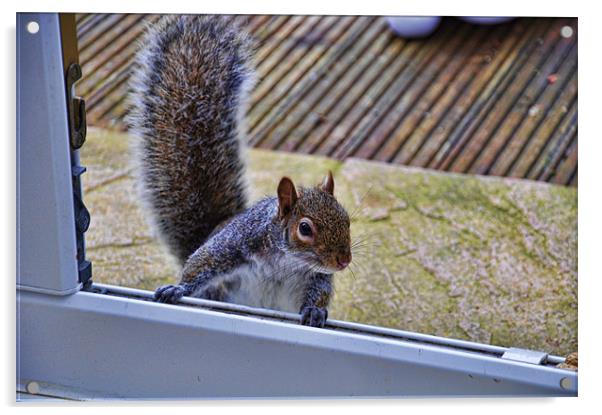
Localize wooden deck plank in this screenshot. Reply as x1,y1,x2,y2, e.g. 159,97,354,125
490,47,577,177
359,24,488,161
314,36,430,157
509,77,576,180
75,14,577,186
87,67,131,115
395,22,518,166
294,22,402,155
81,15,160,120
77,14,113,45
276,17,389,153
470,23,576,176
248,16,329,134
427,19,556,170
445,19,564,173
251,15,292,41
251,16,369,148
252,15,346,127
528,103,577,182
79,14,130,58
243,14,271,34
407,20,536,168
552,139,577,185
569,168,577,187
250,15,301,69
248,15,324,128
288,19,393,153
79,14,149,98
255,17,369,150
332,19,462,159
76,13,91,25
311,38,419,157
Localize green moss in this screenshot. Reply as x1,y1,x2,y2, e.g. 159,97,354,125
332,159,577,354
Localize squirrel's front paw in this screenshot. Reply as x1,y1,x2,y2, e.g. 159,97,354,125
154,284,188,304
300,306,328,328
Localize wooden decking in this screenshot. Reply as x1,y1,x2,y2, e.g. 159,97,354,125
75,14,578,186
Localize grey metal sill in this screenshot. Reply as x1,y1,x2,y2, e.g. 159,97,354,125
90,283,567,367
17,283,578,400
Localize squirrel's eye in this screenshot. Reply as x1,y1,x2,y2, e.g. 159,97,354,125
299,221,313,237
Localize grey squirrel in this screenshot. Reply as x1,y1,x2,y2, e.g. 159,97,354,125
127,15,352,328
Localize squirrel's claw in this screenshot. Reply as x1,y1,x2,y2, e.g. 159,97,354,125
154,284,187,304
300,306,328,328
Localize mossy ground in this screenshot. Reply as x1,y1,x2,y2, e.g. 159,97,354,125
80,128,577,356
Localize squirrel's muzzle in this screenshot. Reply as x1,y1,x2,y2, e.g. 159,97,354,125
336,252,352,270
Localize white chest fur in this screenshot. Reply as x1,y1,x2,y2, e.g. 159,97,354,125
196,255,311,313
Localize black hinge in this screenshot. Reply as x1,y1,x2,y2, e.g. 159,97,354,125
66,62,92,288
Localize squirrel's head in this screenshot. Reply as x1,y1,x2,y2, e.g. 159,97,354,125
277,171,352,274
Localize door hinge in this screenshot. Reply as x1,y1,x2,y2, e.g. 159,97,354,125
66,63,87,149
66,62,92,288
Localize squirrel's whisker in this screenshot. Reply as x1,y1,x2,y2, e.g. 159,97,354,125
347,183,377,221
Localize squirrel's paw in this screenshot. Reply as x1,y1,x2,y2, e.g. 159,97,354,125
300,306,328,328
154,284,188,304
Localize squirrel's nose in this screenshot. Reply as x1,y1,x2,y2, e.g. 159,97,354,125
336,253,352,269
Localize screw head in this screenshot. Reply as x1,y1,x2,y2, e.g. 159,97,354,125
560,376,572,390
26,381,40,395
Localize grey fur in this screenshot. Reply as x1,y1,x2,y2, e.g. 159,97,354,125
128,15,255,264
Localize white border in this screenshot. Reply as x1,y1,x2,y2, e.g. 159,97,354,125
3,1,598,414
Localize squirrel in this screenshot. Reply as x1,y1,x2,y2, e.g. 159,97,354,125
127,15,352,328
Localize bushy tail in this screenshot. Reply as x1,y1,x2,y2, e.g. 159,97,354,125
128,15,255,264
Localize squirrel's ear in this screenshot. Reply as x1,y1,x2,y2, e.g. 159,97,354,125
320,171,334,195
277,177,298,218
